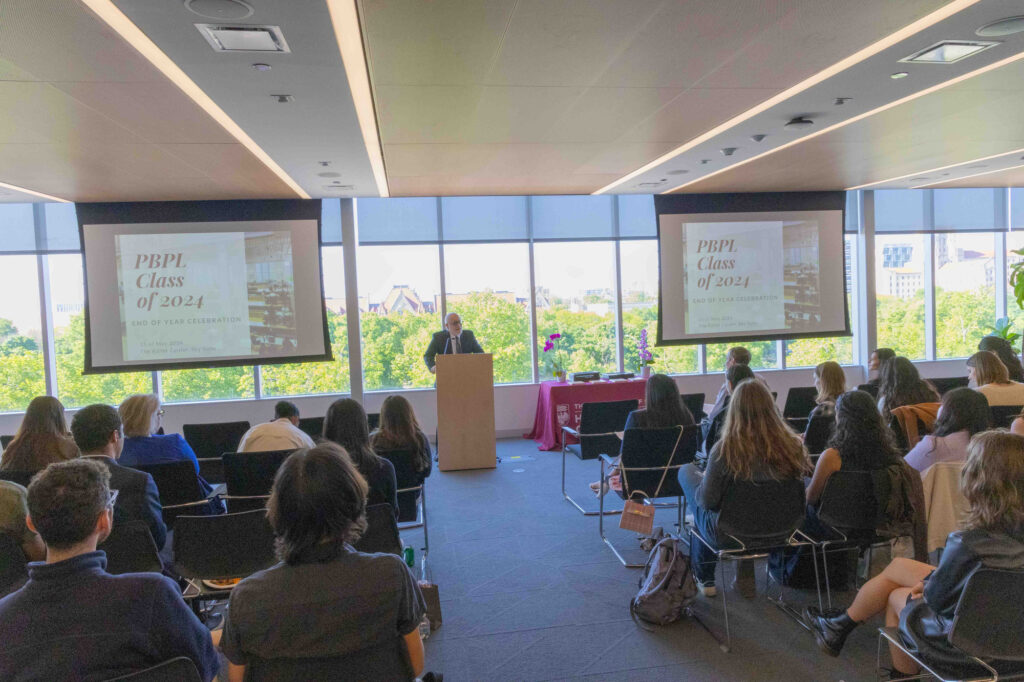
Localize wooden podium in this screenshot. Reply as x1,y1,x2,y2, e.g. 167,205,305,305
436,353,497,471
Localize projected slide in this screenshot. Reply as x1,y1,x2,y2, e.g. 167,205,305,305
77,200,331,374
655,193,848,345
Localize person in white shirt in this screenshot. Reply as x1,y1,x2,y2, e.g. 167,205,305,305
968,350,1024,407
238,401,315,453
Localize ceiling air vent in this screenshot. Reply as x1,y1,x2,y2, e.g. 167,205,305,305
195,24,290,53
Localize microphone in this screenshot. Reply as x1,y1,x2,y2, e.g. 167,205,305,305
443,335,450,355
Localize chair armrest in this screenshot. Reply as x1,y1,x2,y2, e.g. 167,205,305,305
598,453,618,466
561,426,579,437
163,499,219,511
578,431,623,439
396,485,423,495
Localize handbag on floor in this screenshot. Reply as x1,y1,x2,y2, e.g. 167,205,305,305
630,535,697,626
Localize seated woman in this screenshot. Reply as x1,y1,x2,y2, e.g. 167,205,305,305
877,357,940,421
904,387,989,473
0,396,78,473
967,350,1024,406
324,399,399,518
808,361,845,422
978,334,1024,383
370,395,432,484
590,373,695,495
220,443,427,681
805,431,1024,679
0,479,46,592
679,379,810,596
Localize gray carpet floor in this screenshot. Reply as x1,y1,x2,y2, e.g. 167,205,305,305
400,438,889,681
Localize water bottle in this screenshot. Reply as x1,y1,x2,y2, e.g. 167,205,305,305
403,546,414,568
418,614,431,640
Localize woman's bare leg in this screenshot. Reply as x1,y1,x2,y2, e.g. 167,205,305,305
846,558,933,622
886,587,921,675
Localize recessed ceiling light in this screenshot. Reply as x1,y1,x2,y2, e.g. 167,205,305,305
196,24,290,53
784,116,815,129
721,147,737,156
251,63,271,72
900,40,999,64
890,71,909,79
750,134,767,142
666,169,688,175
977,16,1024,37
185,0,254,20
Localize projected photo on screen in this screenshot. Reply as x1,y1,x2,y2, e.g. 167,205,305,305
654,193,849,346
77,200,331,374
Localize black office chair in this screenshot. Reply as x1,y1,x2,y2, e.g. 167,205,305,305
560,399,638,516
856,383,879,398
222,449,294,512
196,457,224,485
0,470,34,488
0,531,28,597
182,421,251,461
690,477,809,652
928,376,970,396
367,412,380,431
681,393,705,421
598,425,700,567
134,461,222,528
0,435,13,450
98,520,162,575
990,405,1023,429
353,503,402,557
103,656,202,682
878,568,1024,682
174,510,277,604
803,414,836,455
297,416,324,441
783,386,819,419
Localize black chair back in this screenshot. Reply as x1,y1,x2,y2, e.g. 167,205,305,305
786,417,809,433
0,470,34,488
817,469,888,534
856,383,878,398
783,386,819,419
377,448,422,523
242,641,414,682
134,461,206,506
950,568,1024,661
98,520,162,575
222,449,294,512
353,503,402,556
0,531,28,596
297,416,324,441
618,425,700,500
367,412,380,431
0,435,13,450
681,393,705,420
717,478,805,545
103,656,202,682
173,510,276,580
576,399,639,460
803,414,835,455
929,376,970,396
196,458,224,485
182,421,251,460
990,405,1023,429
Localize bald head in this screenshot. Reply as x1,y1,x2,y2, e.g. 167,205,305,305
445,313,463,337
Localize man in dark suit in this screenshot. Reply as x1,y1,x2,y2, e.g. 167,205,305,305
423,312,484,374
69,404,167,551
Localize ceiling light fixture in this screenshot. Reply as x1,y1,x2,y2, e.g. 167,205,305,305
890,71,909,79
900,40,999,64
674,45,1024,194
977,16,1024,37
912,161,1024,188
196,24,290,53
325,0,389,198
80,0,309,198
592,0,983,195
784,116,815,129
751,134,767,142
721,147,737,156
251,63,271,72
272,94,294,103
0,180,69,203
834,97,852,106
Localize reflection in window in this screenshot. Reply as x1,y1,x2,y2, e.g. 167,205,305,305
0,256,45,412
533,242,618,376
935,233,996,359
443,243,532,384
874,234,926,360
357,245,441,391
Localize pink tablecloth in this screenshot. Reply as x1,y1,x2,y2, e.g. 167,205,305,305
525,379,647,451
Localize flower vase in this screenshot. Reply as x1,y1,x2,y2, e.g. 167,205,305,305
640,366,651,379
555,370,567,382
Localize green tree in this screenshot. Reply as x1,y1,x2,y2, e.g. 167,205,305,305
876,291,926,359
451,291,531,384
0,316,45,412
261,310,351,396
935,287,993,359
53,313,151,407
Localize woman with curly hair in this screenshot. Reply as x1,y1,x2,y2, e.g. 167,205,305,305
877,356,939,420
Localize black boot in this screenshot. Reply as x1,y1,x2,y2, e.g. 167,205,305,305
803,606,858,657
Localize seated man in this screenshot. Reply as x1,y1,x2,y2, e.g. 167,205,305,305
238,400,315,453
70,404,167,552
0,459,219,681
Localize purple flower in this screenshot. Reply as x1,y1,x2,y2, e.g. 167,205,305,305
550,333,561,340
543,340,554,352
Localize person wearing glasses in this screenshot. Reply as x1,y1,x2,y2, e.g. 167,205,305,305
0,459,219,681
70,404,166,552
423,312,484,374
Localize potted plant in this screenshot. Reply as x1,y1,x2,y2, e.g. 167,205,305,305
544,332,567,382
987,316,1021,344
638,328,655,378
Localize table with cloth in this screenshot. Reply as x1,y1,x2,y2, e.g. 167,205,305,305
525,378,647,451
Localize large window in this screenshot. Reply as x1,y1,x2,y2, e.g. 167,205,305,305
935,232,996,359
874,234,926,359
357,245,441,391
785,235,856,367
443,243,532,384
260,246,351,396
0,256,45,412
533,241,619,376
47,254,152,408
619,240,698,374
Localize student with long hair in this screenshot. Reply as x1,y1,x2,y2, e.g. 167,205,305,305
370,395,432,480
978,335,1024,383
877,357,939,420
220,444,428,681
0,396,78,472
679,380,810,596
323,398,398,518
809,361,846,421
805,431,1024,678
967,350,1024,406
905,387,990,472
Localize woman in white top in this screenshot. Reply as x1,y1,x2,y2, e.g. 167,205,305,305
904,387,990,472
967,350,1024,406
